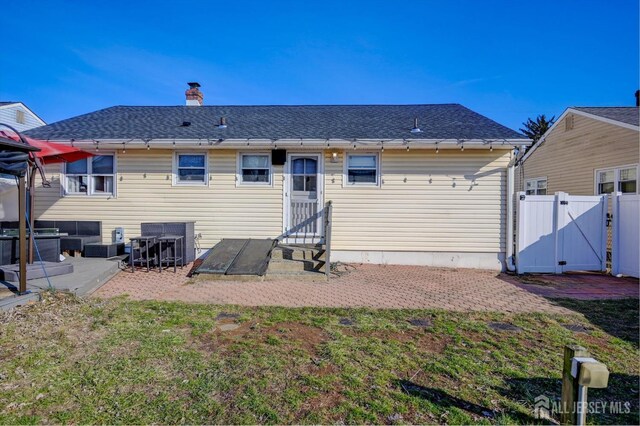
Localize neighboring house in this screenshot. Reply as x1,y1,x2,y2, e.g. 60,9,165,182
516,105,639,196
0,102,47,220
24,83,530,270
0,101,46,132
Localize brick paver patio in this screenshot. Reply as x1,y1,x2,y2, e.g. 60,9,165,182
92,263,636,313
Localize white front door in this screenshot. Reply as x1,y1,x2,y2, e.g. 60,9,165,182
284,153,324,243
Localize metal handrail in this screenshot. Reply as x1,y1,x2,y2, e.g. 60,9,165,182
323,200,333,278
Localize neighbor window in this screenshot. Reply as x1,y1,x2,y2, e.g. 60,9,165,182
346,153,379,185
239,153,271,184
175,153,207,184
65,155,115,196
525,177,547,195
597,165,638,195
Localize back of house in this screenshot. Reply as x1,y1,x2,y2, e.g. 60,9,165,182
22,83,531,270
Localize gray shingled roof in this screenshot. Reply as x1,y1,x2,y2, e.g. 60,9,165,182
572,107,639,127
25,104,526,141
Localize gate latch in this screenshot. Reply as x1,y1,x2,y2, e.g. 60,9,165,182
560,200,569,205
558,260,567,265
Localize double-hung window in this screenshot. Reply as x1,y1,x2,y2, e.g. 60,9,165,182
239,153,271,185
525,177,547,195
65,155,115,196
596,165,638,195
175,153,207,184
346,153,379,186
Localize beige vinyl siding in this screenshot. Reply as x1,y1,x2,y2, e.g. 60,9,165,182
35,150,283,246
34,148,509,254
325,149,509,253
518,113,639,195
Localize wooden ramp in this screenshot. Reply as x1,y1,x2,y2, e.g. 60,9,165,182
194,239,276,276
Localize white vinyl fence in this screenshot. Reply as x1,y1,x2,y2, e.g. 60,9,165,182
516,192,607,274
611,193,640,278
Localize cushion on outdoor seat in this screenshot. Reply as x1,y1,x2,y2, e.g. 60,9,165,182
60,235,101,252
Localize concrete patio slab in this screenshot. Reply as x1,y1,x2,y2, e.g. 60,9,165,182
0,257,123,311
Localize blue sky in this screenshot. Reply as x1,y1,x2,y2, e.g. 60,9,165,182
1,0,638,130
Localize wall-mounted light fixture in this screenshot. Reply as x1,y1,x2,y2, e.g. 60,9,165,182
331,151,339,163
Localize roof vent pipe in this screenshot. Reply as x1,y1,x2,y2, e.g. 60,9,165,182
411,117,422,133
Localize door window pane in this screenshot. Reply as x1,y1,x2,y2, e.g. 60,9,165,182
293,176,305,191
306,176,317,192
292,158,305,174
305,159,317,174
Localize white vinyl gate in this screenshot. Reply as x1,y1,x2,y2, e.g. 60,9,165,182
611,193,640,278
516,192,607,274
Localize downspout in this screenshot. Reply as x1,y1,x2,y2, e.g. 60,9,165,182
505,153,517,272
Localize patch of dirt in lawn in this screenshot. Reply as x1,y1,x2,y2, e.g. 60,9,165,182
297,388,344,419
197,320,329,357
342,328,450,353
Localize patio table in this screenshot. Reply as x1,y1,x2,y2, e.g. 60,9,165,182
157,235,184,273
129,236,157,272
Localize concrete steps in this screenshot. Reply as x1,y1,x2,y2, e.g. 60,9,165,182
267,244,327,276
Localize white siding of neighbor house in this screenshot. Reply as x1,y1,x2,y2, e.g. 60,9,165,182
0,103,45,132
516,113,639,195
34,148,510,256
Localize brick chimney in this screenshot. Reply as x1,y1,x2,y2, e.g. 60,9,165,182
186,82,203,106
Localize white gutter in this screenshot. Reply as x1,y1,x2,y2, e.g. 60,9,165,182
505,161,516,272
46,138,532,150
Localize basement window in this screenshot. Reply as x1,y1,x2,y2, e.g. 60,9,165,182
65,155,115,196
525,177,547,195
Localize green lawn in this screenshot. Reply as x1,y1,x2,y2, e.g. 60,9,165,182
0,293,637,425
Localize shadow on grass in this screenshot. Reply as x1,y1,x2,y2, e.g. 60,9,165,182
396,379,540,424
551,298,639,348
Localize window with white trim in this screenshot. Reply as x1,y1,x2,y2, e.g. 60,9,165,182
239,153,271,184
65,155,115,196
346,153,379,185
175,153,207,184
525,177,547,195
597,165,638,194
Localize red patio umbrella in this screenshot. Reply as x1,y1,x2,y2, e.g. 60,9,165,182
0,129,93,262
